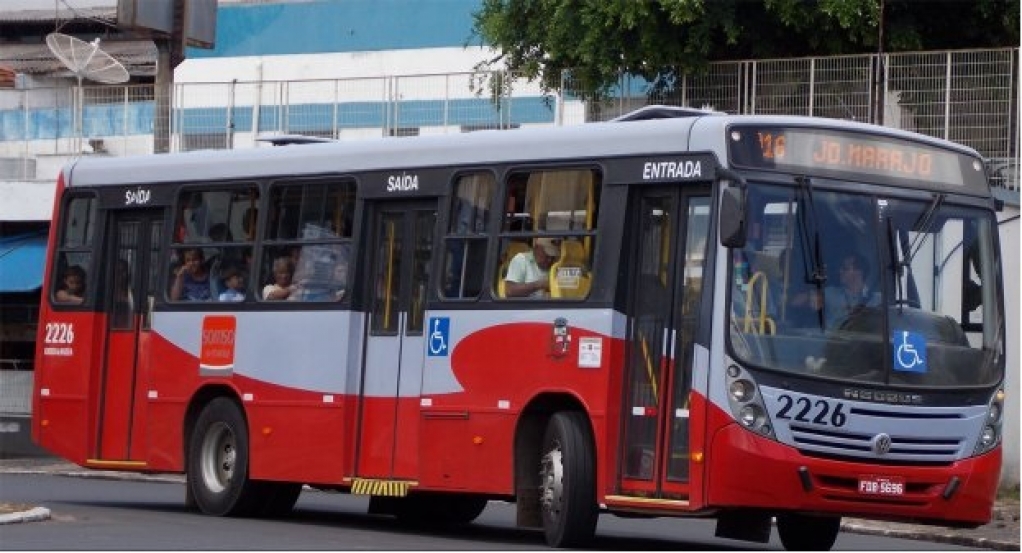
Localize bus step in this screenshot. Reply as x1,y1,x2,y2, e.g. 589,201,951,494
350,478,415,497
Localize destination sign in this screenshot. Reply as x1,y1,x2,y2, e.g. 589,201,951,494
728,126,987,194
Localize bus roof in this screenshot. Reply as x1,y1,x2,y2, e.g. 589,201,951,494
63,112,982,189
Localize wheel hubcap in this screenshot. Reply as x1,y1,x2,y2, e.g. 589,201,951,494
200,421,235,493
539,441,564,520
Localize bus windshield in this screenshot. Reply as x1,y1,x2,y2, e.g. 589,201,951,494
728,181,1003,388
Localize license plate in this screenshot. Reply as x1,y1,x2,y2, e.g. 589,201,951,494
858,475,905,496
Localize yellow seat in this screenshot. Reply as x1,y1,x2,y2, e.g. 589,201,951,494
549,240,591,299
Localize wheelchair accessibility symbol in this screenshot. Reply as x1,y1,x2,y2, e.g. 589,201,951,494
892,330,927,373
427,317,449,357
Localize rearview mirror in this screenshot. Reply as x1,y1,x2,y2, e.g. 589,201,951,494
720,185,747,248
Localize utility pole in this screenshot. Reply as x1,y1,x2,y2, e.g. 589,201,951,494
154,0,188,153
874,0,885,126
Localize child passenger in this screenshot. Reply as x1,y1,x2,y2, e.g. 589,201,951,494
218,266,246,302
55,265,86,304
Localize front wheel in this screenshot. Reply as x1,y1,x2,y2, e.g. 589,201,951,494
776,513,841,551
187,397,262,516
539,411,598,548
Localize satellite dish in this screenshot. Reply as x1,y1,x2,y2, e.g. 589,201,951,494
45,32,130,85
45,33,129,154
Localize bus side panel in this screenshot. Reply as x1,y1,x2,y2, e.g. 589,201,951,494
245,397,351,485
33,311,103,464
416,404,515,494
416,315,616,494
703,399,1000,525
142,310,362,480
143,331,207,472
142,327,357,483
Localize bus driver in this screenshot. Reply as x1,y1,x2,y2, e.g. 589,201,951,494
503,237,559,298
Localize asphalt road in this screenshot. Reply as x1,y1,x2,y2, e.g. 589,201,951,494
0,473,985,551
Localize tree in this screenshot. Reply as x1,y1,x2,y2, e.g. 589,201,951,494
470,0,1019,99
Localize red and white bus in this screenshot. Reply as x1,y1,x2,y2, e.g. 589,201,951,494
33,107,1005,549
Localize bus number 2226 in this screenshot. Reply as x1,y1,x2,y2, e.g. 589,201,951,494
775,395,847,427
44,322,75,344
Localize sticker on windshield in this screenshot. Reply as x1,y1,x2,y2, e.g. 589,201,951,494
892,330,927,373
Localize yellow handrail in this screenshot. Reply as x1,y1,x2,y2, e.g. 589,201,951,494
743,271,776,335
639,331,658,402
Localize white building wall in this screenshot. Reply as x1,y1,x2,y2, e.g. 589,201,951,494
175,46,498,85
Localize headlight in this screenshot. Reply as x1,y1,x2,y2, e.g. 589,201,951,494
723,358,775,439
979,425,998,449
974,389,1004,455
987,403,1001,424
739,405,763,427
729,380,753,402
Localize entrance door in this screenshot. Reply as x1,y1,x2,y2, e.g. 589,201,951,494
618,186,710,499
358,200,437,479
96,209,163,461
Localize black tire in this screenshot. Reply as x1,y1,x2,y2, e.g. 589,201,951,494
539,411,598,548
187,397,262,516
257,482,302,517
776,513,841,551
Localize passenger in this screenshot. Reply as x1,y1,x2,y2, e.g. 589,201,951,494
263,256,296,300
218,266,246,302
170,248,212,301
812,252,880,327
503,237,559,298
55,265,86,304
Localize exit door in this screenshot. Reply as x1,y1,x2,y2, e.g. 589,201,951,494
618,186,710,499
358,199,437,480
96,209,163,461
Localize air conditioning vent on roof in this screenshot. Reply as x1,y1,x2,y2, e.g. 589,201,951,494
611,105,721,122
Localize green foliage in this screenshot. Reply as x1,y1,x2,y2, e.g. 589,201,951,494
470,0,1019,99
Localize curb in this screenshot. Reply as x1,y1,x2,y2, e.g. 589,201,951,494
841,520,1020,551
0,506,51,525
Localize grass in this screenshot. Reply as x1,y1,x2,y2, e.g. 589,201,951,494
998,484,1020,502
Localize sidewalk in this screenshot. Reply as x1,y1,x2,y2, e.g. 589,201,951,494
0,457,1018,550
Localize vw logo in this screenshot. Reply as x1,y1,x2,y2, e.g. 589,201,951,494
871,433,892,456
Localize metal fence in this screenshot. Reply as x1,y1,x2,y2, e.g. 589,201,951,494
0,47,1017,190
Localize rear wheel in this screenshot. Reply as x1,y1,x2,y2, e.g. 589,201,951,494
539,411,598,548
187,397,262,516
776,513,841,551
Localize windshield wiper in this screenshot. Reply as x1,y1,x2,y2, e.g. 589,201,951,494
887,216,906,308
905,192,946,266
794,176,827,329
795,176,827,284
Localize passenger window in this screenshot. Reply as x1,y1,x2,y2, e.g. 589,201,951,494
441,173,495,299
496,169,600,300
51,195,96,306
261,179,355,302
169,186,258,302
